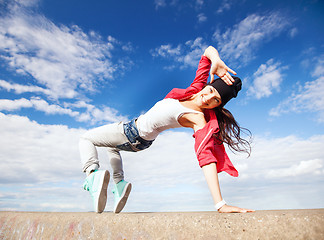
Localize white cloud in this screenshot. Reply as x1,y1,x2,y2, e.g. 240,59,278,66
0,112,84,185
64,100,129,124
289,27,298,38
196,0,204,8
216,0,232,14
247,59,286,99
0,98,32,111
239,135,324,179
197,13,207,23
182,38,209,67
0,79,51,95
154,0,204,10
0,113,202,211
269,76,324,122
0,113,323,212
0,2,130,100
151,44,182,58
0,1,130,126
154,0,166,9
0,98,128,124
227,134,324,211
269,54,324,122
0,97,79,117
214,12,291,64
266,159,324,178
10,0,39,8
312,56,324,78
151,37,208,69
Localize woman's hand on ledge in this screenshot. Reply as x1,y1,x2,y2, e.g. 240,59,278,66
218,204,255,213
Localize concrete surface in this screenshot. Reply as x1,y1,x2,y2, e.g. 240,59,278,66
0,209,323,239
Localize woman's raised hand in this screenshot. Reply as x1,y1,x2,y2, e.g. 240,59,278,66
210,58,237,85
203,46,237,85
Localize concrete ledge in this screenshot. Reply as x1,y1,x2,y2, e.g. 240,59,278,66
1,209,323,239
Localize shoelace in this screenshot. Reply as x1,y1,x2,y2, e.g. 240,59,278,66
83,180,90,191
112,187,121,197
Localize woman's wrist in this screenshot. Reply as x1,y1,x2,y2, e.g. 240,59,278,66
204,46,221,62
215,199,226,210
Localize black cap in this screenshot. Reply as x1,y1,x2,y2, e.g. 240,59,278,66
209,76,242,107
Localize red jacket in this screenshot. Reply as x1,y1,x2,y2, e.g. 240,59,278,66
165,56,238,177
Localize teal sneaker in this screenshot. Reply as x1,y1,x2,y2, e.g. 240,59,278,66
112,180,132,213
83,170,110,213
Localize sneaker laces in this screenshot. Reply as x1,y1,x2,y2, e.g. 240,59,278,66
83,180,90,191
83,170,97,191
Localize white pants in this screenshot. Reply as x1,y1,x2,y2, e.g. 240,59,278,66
79,122,129,184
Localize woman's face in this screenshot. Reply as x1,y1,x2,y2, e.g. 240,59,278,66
197,85,222,109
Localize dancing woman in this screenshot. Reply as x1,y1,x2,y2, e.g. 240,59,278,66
79,46,254,214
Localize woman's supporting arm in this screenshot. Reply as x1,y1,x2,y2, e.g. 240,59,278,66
202,163,255,213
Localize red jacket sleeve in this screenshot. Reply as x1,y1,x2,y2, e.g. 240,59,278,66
165,56,211,100
186,55,211,94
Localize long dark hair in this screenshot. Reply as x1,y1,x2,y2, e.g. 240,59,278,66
214,107,252,156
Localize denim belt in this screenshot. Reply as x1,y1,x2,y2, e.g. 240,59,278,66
118,119,154,152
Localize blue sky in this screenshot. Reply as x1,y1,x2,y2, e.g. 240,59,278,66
0,0,323,212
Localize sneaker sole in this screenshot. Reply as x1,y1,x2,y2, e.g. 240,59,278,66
96,170,110,213
114,182,132,214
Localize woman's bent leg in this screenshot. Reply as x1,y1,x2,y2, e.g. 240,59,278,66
79,122,128,176
79,136,100,175
107,147,124,184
